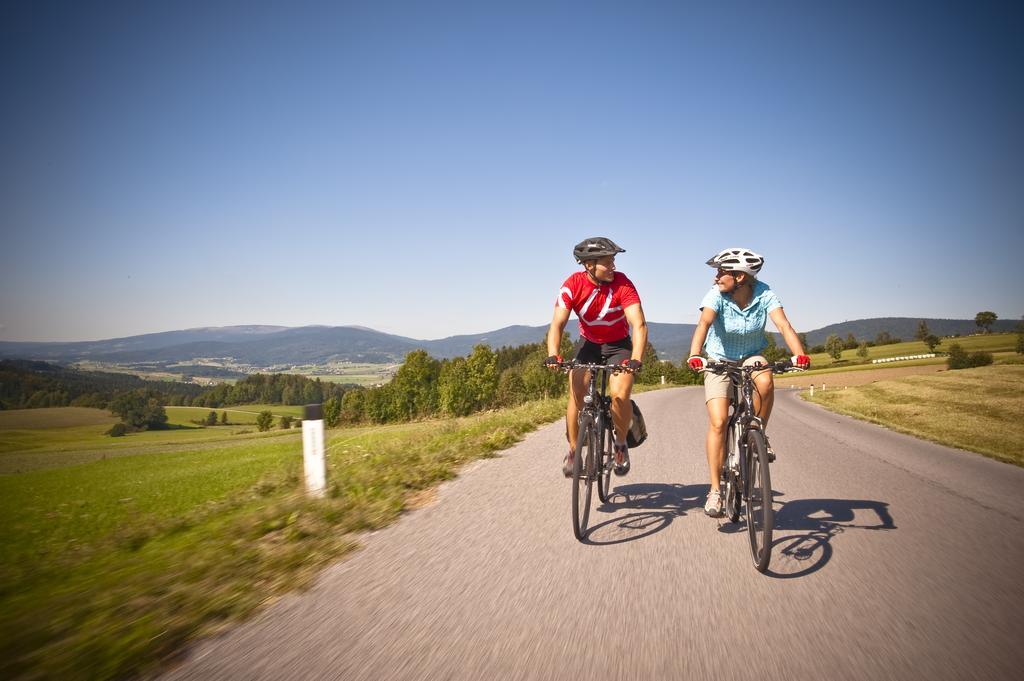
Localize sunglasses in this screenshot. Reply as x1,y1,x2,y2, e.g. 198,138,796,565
715,269,736,278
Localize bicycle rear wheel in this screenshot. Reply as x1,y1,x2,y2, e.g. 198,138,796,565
597,415,615,503
744,429,773,572
572,414,596,540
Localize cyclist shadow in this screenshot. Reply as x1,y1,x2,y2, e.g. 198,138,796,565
582,483,706,545
765,498,896,579
715,488,788,536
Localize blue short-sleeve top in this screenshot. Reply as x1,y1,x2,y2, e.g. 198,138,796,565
699,280,782,361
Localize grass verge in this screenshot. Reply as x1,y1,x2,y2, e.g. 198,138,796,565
0,398,564,681
802,364,1024,466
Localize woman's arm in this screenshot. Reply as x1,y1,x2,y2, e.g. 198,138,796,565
688,307,717,358
769,307,805,356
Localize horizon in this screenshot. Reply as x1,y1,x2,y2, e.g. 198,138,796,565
0,313,1016,346
2,2,1021,343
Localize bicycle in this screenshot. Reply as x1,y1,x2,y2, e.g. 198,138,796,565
702,358,804,572
555,361,630,540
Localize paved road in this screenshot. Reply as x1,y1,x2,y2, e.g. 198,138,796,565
161,387,1024,681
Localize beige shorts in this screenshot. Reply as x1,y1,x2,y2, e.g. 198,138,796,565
703,355,769,403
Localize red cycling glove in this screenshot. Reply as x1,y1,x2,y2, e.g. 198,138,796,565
687,356,706,372
792,355,810,369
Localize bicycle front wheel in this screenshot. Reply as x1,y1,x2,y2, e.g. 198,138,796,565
596,415,615,503
723,470,741,523
744,429,773,572
572,414,596,540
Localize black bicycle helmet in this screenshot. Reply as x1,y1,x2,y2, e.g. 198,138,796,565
573,237,625,263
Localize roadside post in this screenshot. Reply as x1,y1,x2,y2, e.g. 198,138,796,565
302,403,327,498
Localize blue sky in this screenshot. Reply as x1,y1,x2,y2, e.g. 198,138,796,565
2,0,1021,342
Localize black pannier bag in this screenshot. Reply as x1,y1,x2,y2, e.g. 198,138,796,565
626,399,648,448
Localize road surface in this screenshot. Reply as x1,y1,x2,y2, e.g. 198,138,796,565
161,387,1024,681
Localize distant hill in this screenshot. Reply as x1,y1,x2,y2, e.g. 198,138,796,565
800,317,1017,347
0,317,1014,368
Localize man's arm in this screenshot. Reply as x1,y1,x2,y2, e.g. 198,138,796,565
624,303,647,361
547,306,571,358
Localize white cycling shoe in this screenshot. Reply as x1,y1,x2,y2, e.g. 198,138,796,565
704,490,724,517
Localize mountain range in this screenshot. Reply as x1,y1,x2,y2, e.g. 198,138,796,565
0,318,1015,369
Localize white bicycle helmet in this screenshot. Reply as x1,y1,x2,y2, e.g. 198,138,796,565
706,247,764,276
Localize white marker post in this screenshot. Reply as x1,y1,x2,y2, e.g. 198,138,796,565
302,403,326,498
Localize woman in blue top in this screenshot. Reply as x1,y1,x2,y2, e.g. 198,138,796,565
686,248,810,517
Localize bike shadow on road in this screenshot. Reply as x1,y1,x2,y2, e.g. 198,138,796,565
581,483,706,545
764,498,897,579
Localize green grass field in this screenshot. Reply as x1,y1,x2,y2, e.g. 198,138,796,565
0,406,306,475
165,404,304,426
287,362,398,386
804,364,1024,466
803,332,1017,375
0,398,565,681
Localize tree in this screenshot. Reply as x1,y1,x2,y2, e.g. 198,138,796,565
843,333,858,351
636,342,663,384
256,410,274,432
923,334,941,352
495,368,527,407
323,396,342,428
916,320,931,342
762,334,786,363
280,415,293,429
975,311,997,333
825,334,844,360
856,343,869,359
438,357,474,416
108,390,168,431
341,389,366,424
520,347,567,400
875,330,899,346
465,344,499,411
205,410,218,426
1016,319,1024,354
388,349,441,420
220,411,228,425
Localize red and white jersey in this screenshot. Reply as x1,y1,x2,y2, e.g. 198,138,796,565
556,271,641,343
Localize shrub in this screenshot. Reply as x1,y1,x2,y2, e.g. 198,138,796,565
947,343,994,370
256,411,274,432
107,423,128,437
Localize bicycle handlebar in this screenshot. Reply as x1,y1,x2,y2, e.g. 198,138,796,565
702,359,805,375
546,360,631,374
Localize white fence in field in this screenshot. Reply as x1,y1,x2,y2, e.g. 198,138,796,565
871,353,937,364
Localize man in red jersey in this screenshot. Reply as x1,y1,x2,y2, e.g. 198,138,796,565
545,237,648,476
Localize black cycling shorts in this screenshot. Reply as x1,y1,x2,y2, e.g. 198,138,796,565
573,337,632,367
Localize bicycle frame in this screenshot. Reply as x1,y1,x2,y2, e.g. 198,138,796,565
576,364,612,448
704,359,803,571
560,361,628,540
723,365,765,487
